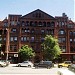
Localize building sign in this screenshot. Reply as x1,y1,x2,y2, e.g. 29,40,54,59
14,54,18,57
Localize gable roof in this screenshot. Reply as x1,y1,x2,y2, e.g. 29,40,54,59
21,9,55,20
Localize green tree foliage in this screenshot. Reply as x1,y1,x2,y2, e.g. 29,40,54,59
19,45,35,61
42,35,61,60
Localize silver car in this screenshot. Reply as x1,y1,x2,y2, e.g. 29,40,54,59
17,61,33,67
0,61,7,67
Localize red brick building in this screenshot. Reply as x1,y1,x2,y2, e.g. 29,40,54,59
0,9,75,63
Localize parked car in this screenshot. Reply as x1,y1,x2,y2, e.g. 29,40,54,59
34,61,54,69
17,61,33,67
0,60,7,67
68,64,75,73
58,61,71,68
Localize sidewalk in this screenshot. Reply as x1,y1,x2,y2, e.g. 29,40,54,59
58,69,75,75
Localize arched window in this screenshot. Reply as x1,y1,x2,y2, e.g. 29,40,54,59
58,29,65,35
35,21,37,26
51,22,55,27
43,22,46,27
47,22,50,27
21,21,25,26
25,21,29,26
38,21,42,26
30,21,34,26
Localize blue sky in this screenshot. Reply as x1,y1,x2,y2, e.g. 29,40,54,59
0,0,74,21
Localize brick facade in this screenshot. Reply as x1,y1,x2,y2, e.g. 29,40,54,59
0,9,75,63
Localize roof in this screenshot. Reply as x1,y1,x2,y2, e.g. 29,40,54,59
21,9,55,20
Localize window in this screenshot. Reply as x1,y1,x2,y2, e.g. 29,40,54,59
69,31,73,36
22,28,30,33
21,37,23,41
4,22,8,26
24,37,26,41
27,37,29,41
59,22,62,27
46,29,54,35
22,21,25,26
70,38,72,43
51,22,55,27
47,22,50,27
10,45,17,52
10,21,15,25
21,36,28,42
31,29,35,33
70,46,74,52
4,37,6,41
31,37,34,40
25,28,30,33
30,21,35,26
74,39,75,43
11,28,17,32
43,22,46,27
41,37,44,42
14,37,17,41
25,21,29,26
60,46,66,52
58,21,65,27
67,24,73,28
0,37,2,41
51,29,54,34
10,36,17,42
22,28,25,33
59,29,65,35
31,37,35,42
58,37,66,43
41,29,45,33
62,22,65,26
73,31,75,36
35,21,37,26
38,22,42,26
57,21,59,25
10,37,13,41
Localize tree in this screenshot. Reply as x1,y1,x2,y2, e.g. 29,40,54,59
18,45,35,62
42,35,61,61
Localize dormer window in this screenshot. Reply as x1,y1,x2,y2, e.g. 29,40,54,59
67,24,73,28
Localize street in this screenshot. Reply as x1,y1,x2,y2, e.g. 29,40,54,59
0,65,68,75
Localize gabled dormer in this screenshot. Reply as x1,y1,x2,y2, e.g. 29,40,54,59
21,9,55,20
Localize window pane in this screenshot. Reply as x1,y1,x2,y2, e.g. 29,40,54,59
24,37,26,41
21,37,23,41
14,37,17,41
10,37,13,41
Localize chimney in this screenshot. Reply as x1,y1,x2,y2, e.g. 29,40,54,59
62,13,67,17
